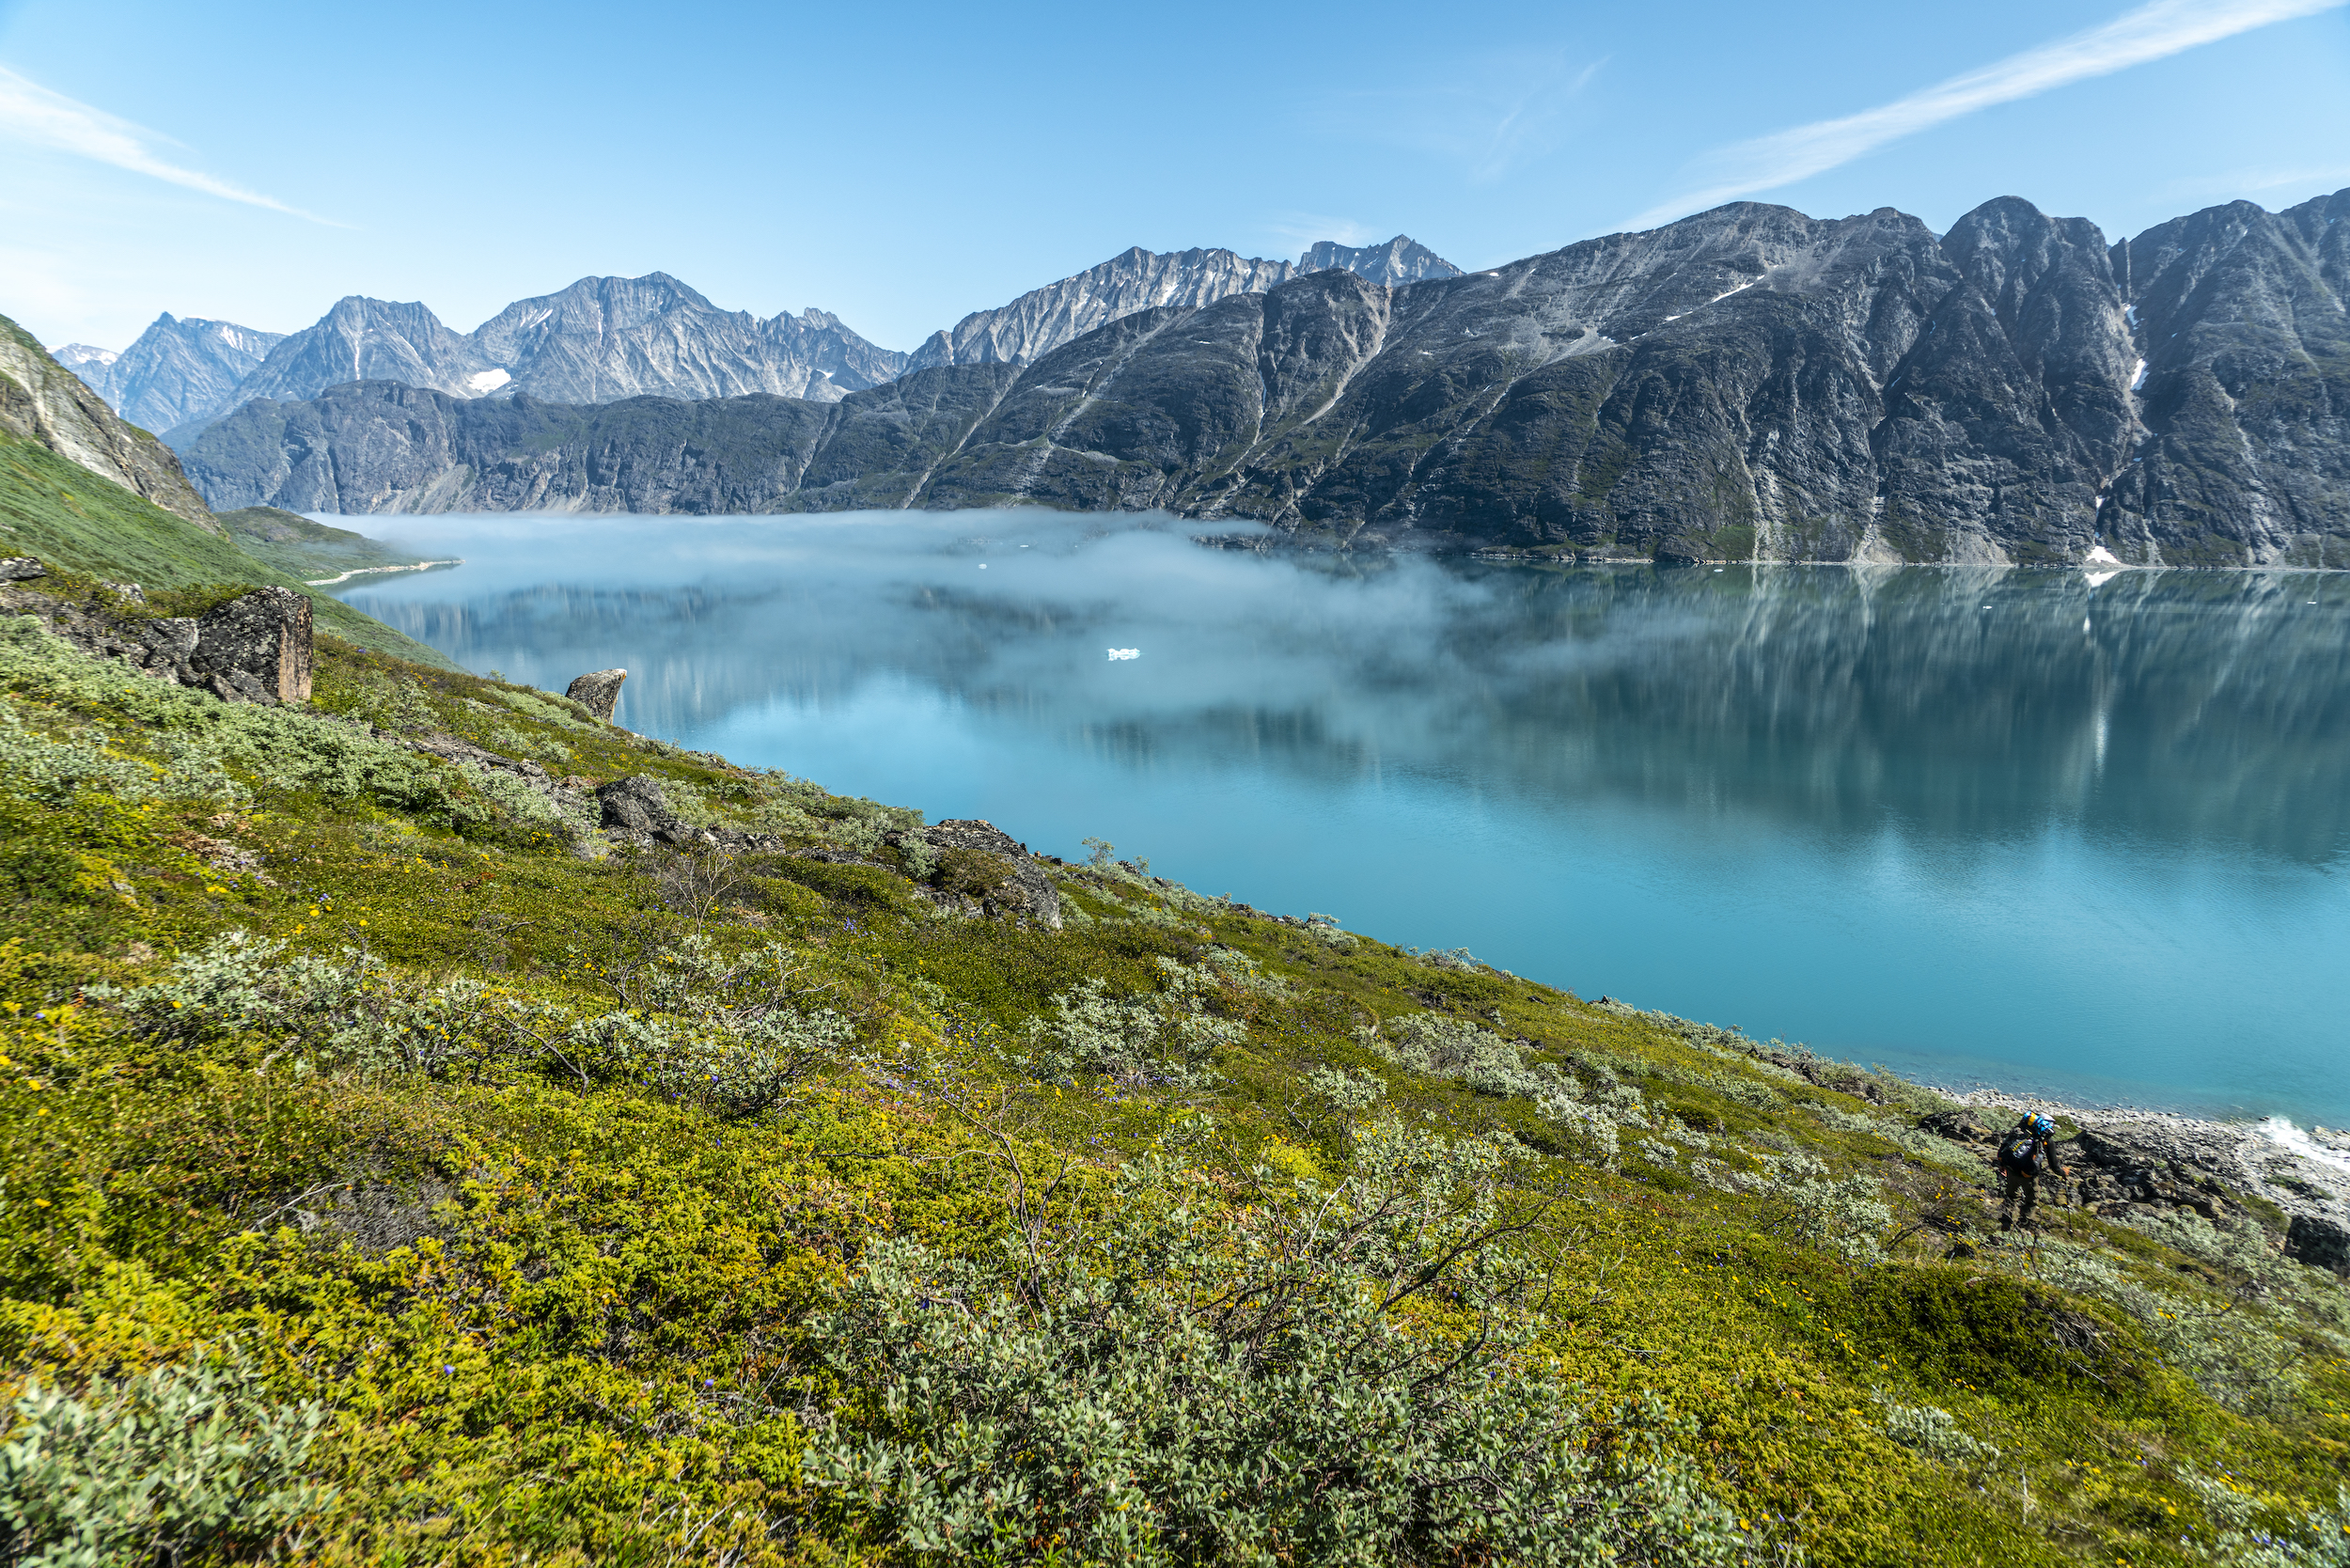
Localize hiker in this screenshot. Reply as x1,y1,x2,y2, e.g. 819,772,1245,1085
1996,1112,2067,1230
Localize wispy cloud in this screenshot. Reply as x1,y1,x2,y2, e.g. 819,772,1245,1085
1626,0,2348,229
1302,51,1605,185
0,65,343,225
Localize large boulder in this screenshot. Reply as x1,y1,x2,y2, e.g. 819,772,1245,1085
916,818,1061,929
567,668,627,721
2286,1213,2350,1275
191,587,312,704
597,774,683,838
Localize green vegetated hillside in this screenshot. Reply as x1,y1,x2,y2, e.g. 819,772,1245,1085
0,431,451,668
213,506,436,584
2,485,2346,1568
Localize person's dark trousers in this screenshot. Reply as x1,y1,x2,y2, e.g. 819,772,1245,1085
1999,1168,2040,1228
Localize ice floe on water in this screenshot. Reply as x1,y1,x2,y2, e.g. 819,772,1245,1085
1107,648,1140,661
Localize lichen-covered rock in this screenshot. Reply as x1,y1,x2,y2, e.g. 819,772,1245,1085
918,818,1061,929
2286,1212,2350,1275
0,557,44,582
192,587,312,704
567,668,627,721
138,617,198,675
598,774,682,837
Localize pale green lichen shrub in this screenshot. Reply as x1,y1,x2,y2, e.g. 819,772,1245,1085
2180,1473,2350,1566
0,618,590,847
0,1344,337,1568
808,1119,1754,1567
2034,1238,2307,1416
1303,1064,1386,1116
1809,1104,1982,1175
0,704,238,806
1871,1391,1998,1464
1715,1152,1893,1263
1015,961,1244,1089
110,930,853,1113
1364,1013,1629,1166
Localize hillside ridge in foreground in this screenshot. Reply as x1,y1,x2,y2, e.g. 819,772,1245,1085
2,447,2348,1565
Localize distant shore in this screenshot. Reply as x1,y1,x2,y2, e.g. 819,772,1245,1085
304,558,464,588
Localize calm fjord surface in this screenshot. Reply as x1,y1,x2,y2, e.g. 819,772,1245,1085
338,513,2350,1123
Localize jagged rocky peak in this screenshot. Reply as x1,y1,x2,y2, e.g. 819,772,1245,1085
1297,235,1463,285
462,271,906,406
235,297,484,411
470,272,727,362
49,343,117,372
81,314,285,438
905,245,1298,372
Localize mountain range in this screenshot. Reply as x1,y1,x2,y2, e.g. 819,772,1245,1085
169,188,2350,568
62,237,1457,448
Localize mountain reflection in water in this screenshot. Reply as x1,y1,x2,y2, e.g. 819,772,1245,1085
340,512,2350,1121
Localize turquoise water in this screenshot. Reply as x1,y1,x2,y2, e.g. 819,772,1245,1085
335,511,2350,1122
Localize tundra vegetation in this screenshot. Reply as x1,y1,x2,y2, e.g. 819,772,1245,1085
0,576,2347,1567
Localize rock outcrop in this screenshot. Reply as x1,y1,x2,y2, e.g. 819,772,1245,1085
911,818,1062,929
0,313,220,528
191,586,312,704
0,569,313,704
566,668,627,721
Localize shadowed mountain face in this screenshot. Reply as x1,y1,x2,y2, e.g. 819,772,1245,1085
184,190,2350,566
2107,188,2350,566
1,312,218,527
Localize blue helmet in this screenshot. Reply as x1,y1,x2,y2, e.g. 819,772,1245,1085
2032,1113,2057,1136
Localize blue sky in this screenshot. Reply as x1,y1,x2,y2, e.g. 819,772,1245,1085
4,0,2346,353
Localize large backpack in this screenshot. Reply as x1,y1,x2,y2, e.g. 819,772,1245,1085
1996,1129,2040,1172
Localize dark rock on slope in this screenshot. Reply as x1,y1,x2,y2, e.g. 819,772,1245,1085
183,190,2350,566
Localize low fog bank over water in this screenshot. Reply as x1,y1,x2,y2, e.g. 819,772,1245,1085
335,510,2350,1122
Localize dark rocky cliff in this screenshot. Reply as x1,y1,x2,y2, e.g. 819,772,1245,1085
184,191,2350,566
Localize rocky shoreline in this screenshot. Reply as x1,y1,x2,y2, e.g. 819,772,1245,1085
1927,1088,2350,1273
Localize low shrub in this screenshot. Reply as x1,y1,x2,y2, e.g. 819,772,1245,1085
0,1344,336,1568
808,1118,1754,1566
